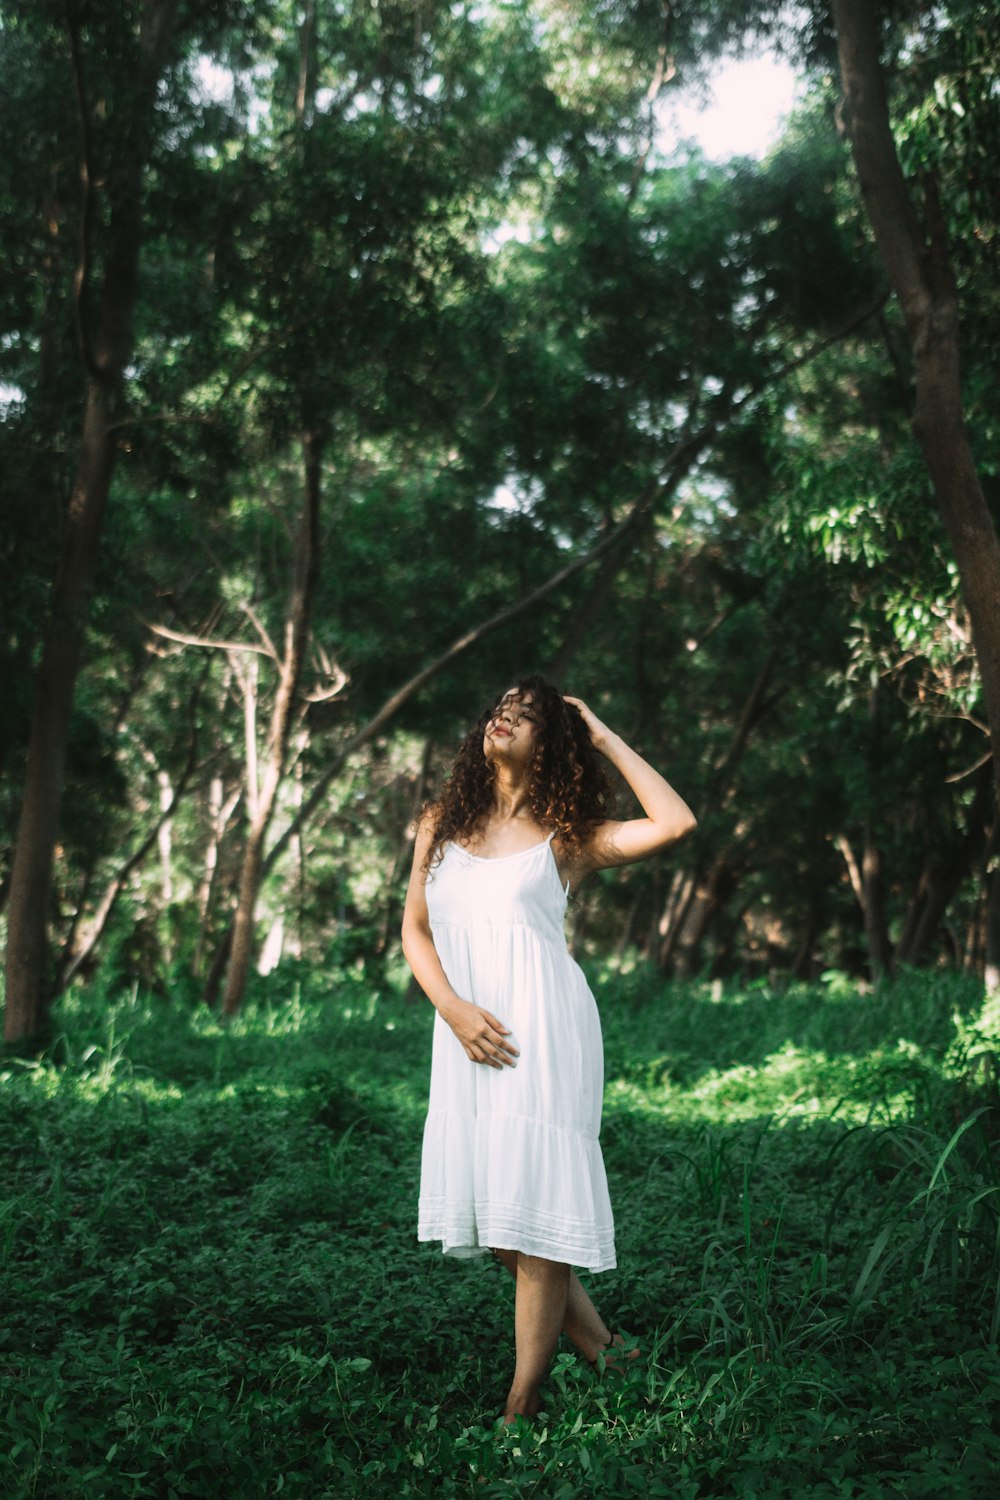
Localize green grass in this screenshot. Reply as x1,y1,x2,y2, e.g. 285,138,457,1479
2,963,1000,1498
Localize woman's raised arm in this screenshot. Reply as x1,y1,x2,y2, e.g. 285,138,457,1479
563,695,697,877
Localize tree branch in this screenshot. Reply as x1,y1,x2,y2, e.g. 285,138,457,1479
239,601,279,662
55,699,201,991
628,1,677,201
144,621,276,658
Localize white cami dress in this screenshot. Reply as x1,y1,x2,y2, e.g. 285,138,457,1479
417,833,616,1272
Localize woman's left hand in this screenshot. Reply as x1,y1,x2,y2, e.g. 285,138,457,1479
564,695,613,753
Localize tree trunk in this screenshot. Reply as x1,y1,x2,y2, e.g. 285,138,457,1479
670,855,735,979
157,770,174,904
192,777,241,979
657,647,779,971
861,828,892,978
378,735,434,959
831,0,1000,811
287,732,309,960
221,429,322,1017
240,654,260,824
792,895,823,981
613,885,644,966
985,863,1000,996
835,828,892,979
896,765,993,965
56,732,196,991
3,1,178,1044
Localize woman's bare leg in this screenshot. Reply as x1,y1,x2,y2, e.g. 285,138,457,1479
500,1254,571,1421
492,1247,611,1361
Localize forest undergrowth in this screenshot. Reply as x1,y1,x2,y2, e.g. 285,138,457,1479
2,963,1000,1499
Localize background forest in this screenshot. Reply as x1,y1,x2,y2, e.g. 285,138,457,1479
3,3,1000,1496
2,0,999,1024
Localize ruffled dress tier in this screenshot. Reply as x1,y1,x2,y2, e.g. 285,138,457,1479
417,834,616,1272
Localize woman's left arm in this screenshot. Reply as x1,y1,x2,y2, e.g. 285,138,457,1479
564,695,697,874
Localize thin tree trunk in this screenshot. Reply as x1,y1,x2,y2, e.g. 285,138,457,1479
288,730,309,960
792,895,823,980
57,863,96,980
896,766,993,965
239,654,260,824
985,863,1000,996
56,734,197,991
221,429,322,1017
614,885,644,966
861,828,892,978
835,833,865,910
671,855,735,979
158,771,174,904
204,924,233,1009
295,0,316,128
658,648,779,970
378,736,435,958
3,0,178,1044
658,868,698,971
193,778,241,978
835,827,892,979
832,0,1000,811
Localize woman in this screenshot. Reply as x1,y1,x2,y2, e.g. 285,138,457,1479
401,676,696,1423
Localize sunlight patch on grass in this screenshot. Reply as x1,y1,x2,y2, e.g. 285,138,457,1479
607,1037,938,1126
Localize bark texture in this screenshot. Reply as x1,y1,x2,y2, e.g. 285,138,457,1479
831,0,1000,809
3,2,179,1043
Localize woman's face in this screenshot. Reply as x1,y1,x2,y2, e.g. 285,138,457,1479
483,689,540,766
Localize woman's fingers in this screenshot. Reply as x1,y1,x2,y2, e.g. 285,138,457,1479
482,1011,519,1060
467,1008,519,1067
564,694,610,750
446,1000,520,1066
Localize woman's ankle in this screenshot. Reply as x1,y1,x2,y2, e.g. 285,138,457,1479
502,1386,541,1421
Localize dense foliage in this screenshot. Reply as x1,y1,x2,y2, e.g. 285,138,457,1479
2,967,999,1495
2,0,999,1023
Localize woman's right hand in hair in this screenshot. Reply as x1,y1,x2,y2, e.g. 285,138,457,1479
439,997,519,1068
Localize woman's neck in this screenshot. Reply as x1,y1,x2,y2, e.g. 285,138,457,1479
491,765,533,822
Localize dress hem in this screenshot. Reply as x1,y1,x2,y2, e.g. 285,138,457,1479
418,1228,617,1274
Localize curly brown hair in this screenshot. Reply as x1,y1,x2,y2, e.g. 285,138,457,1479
423,675,613,872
